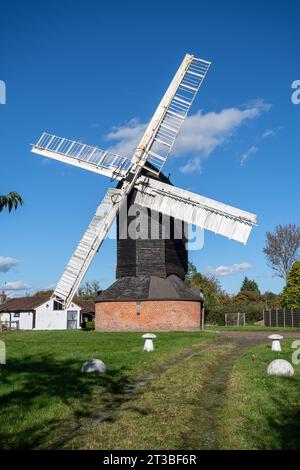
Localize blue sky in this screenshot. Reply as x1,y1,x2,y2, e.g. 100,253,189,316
0,0,299,296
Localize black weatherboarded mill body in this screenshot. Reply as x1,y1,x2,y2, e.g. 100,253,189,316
97,169,203,303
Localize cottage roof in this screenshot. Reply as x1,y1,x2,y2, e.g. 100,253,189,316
0,296,95,313
0,296,49,312
75,300,95,314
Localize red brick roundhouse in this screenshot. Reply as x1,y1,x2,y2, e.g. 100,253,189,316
95,170,204,331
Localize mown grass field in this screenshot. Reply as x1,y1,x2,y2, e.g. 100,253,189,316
206,325,300,332
217,339,300,449
0,329,215,449
0,329,300,450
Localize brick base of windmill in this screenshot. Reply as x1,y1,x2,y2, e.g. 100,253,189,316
95,276,203,332
95,179,204,332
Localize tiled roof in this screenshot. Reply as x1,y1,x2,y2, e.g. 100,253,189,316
0,296,48,312
96,275,204,302
0,296,95,313
74,300,95,314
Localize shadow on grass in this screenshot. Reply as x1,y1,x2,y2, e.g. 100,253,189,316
265,391,300,450
0,354,135,449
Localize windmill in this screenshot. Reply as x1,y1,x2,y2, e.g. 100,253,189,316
32,54,256,330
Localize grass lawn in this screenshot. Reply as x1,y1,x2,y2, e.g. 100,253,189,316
206,325,300,332
217,339,300,449
1,329,300,450
66,340,235,450
0,329,215,449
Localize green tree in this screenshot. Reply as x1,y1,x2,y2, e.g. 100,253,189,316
261,291,281,309
240,276,260,294
281,260,300,308
185,262,227,323
185,261,198,282
0,192,23,213
185,263,267,325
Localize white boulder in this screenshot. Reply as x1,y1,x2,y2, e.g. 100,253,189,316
81,359,107,374
267,359,294,377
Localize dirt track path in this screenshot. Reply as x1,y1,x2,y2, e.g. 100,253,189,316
181,330,300,449
52,339,218,449
54,330,300,449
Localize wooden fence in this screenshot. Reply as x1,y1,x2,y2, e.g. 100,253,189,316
225,312,246,326
0,320,20,331
263,309,300,328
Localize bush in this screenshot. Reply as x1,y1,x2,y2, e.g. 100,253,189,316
85,321,95,331
205,304,264,326
205,310,225,326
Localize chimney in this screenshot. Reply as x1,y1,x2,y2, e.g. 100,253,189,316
0,291,7,305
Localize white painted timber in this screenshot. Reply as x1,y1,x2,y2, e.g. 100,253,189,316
53,188,122,308
32,133,131,180
134,176,257,244
1,312,33,330
146,57,211,173
130,54,211,174
0,299,82,330
35,299,81,330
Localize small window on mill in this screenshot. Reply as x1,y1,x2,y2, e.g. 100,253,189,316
136,301,141,315
53,300,63,311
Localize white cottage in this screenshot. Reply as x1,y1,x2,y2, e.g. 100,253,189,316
0,295,95,330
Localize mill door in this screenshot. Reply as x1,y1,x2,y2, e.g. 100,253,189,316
67,310,77,329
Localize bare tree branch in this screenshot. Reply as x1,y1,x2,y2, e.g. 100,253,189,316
263,224,300,280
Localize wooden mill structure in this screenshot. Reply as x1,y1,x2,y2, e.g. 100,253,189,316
32,54,256,331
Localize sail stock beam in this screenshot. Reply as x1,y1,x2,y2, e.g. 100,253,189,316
32,133,131,180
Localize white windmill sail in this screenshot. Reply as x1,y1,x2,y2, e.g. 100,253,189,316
31,133,131,180
32,53,258,309
131,55,211,174
54,188,122,306
40,54,212,308
134,176,256,244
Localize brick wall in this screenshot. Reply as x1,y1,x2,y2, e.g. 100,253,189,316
95,300,202,331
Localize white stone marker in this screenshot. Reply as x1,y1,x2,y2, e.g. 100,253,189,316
268,334,283,352
267,359,294,377
142,333,157,352
81,359,107,374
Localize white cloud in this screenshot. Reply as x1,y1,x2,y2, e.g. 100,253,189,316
239,124,280,167
262,129,276,138
105,118,147,157
0,280,33,291
0,256,21,273
261,127,281,139
239,145,258,166
104,100,271,173
207,262,252,277
178,158,202,174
